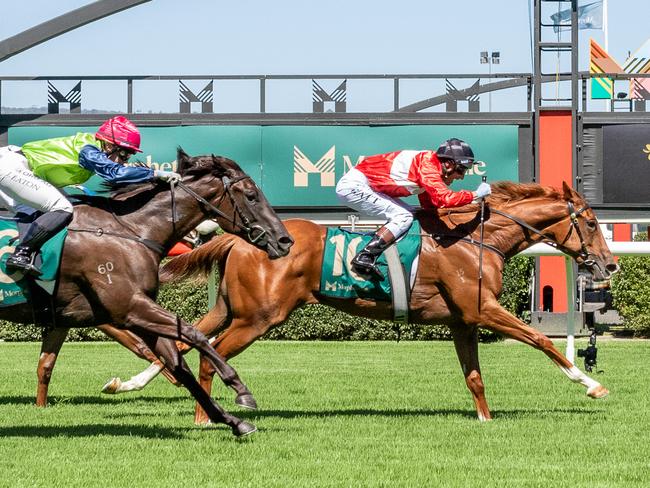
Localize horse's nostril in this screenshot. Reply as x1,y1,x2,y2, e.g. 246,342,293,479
606,263,620,274
279,236,294,246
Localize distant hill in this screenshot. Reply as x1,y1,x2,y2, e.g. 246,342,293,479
1,106,118,114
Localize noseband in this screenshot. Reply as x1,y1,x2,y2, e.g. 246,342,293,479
491,201,593,264
172,175,267,245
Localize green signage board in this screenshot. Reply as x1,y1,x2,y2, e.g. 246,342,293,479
9,124,518,207
261,124,518,206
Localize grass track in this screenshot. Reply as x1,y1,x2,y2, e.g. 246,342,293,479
0,339,648,487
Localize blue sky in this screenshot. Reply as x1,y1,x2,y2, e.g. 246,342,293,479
1,0,648,111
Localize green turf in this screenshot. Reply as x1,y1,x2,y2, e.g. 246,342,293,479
0,339,648,488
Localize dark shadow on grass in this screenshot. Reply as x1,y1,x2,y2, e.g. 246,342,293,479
0,395,188,406
234,406,606,421
0,423,194,439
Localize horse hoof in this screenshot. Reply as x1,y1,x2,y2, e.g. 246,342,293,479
587,385,609,399
101,378,121,394
235,393,258,410
232,421,257,437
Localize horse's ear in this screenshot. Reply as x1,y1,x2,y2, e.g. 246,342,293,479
211,154,228,177
561,181,575,200
177,147,194,174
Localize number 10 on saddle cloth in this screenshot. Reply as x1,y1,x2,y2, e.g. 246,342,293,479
319,222,421,302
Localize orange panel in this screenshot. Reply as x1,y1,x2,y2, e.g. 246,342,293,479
612,224,632,263
612,223,632,242
538,111,573,312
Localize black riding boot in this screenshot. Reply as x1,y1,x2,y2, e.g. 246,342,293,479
5,210,73,277
351,227,396,281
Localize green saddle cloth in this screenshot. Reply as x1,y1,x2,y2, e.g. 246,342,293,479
319,221,421,302
0,219,67,307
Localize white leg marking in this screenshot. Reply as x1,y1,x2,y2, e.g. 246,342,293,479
560,365,600,390
105,363,163,394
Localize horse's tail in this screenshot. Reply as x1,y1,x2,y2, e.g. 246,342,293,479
160,234,239,283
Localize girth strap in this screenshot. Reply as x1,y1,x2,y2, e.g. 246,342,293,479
68,227,165,255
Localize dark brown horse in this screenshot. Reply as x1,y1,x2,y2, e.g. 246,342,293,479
81,182,619,424
5,148,292,436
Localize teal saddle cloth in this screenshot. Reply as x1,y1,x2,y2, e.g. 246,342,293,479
319,222,421,302
0,217,67,307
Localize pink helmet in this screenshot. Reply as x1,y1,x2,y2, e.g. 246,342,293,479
96,116,142,152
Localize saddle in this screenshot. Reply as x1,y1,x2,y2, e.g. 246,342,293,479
0,212,67,321
319,222,422,322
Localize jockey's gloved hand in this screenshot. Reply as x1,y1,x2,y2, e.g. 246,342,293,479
154,170,181,184
474,182,491,199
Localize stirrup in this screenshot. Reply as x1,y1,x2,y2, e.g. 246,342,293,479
5,252,42,277
351,259,385,281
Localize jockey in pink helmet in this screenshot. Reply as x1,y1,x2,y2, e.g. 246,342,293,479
0,115,181,277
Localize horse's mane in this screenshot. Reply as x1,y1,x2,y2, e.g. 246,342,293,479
415,181,565,226
488,181,561,206
72,148,243,214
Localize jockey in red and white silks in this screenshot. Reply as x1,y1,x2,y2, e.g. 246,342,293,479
335,138,491,281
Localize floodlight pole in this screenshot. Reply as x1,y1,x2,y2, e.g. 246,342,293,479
480,50,500,111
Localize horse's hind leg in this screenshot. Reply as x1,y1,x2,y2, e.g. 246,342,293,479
478,301,608,399
36,327,70,407
449,325,491,421
138,333,255,437
98,324,179,394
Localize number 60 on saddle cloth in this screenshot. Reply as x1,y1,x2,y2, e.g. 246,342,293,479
319,221,421,302
0,218,66,307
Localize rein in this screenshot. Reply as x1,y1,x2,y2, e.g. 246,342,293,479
490,201,592,263
431,200,591,265
69,173,266,254
431,234,506,260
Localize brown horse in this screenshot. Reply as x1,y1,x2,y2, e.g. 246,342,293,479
4,148,292,436
89,182,619,424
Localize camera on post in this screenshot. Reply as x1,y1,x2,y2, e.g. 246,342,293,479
577,329,598,372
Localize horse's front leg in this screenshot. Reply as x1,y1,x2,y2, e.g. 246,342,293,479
449,325,491,421
137,332,255,437
123,294,255,435
36,327,70,407
476,300,608,399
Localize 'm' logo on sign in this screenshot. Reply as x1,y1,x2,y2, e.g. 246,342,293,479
293,145,335,187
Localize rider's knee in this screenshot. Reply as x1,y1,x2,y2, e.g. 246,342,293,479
386,212,413,238
48,197,73,214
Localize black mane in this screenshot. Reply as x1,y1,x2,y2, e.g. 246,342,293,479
71,148,242,215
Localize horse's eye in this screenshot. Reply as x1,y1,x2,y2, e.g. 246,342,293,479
585,220,597,231
245,190,257,202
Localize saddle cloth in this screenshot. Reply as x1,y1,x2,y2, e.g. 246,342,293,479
0,216,67,307
319,221,421,303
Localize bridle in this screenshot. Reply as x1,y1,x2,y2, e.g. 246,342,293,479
69,173,267,255
171,174,267,245
491,200,594,266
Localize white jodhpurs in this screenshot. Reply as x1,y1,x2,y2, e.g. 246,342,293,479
336,168,414,238
0,146,73,214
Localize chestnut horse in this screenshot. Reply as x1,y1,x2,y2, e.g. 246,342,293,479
98,182,618,424
5,149,292,436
